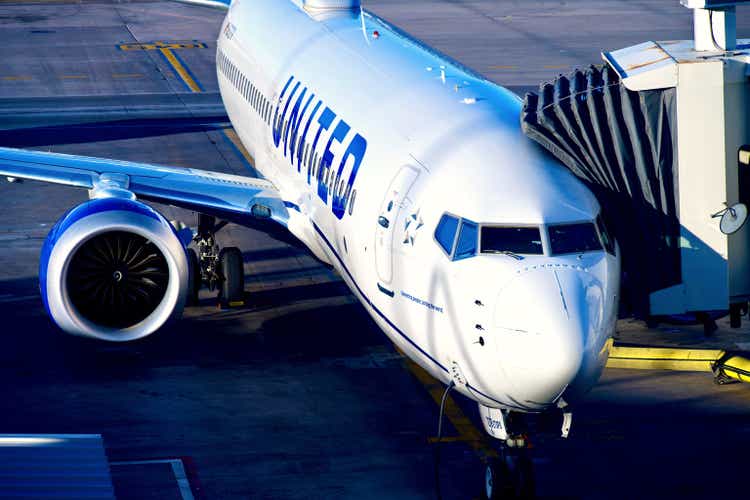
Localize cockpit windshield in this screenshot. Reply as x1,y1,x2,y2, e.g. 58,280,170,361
480,227,544,255
548,222,602,255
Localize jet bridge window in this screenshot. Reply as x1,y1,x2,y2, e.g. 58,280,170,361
548,222,602,255
480,227,544,255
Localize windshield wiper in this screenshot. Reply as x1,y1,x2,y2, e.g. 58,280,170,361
484,250,524,260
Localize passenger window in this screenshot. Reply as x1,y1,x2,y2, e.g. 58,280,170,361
454,220,478,260
435,214,459,255
349,189,357,215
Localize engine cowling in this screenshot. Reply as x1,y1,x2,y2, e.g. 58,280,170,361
39,197,189,342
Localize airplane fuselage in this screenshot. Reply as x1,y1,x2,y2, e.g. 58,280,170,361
216,0,620,412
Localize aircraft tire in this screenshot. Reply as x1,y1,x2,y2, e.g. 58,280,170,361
484,452,535,499
218,246,245,307
186,248,201,306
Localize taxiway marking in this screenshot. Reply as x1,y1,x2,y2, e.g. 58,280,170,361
117,40,206,92
111,459,195,500
222,128,261,178
118,41,208,51
402,358,498,460
159,47,203,92
112,73,145,79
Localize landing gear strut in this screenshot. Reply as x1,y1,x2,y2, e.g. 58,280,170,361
479,402,574,499
479,408,535,499
188,214,245,308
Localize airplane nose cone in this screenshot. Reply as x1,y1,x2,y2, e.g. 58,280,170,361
493,268,595,409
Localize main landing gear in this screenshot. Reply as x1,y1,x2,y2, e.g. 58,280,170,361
480,401,573,499
185,214,245,308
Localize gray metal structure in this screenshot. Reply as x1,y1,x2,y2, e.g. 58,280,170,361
0,434,115,499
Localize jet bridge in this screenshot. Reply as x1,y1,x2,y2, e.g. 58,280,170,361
522,0,750,322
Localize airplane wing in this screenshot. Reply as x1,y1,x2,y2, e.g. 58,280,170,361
167,0,232,10
0,146,289,229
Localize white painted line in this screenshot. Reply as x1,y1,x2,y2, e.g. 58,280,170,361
170,459,195,500
111,459,195,500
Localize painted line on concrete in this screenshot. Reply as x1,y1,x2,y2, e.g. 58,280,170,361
488,65,517,70
606,345,724,372
111,459,195,500
543,64,570,69
159,47,203,92
402,357,498,461
118,41,208,51
112,73,145,79
222,128,261,177
0,76,32,81
60,74,88,80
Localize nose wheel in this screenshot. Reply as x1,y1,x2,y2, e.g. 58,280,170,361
484,447,535,499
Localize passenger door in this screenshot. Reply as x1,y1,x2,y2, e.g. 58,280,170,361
375,165,420,285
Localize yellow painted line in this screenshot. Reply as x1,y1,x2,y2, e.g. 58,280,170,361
223,128,256,167
112,73,144,79
544,64,570,69
402,358,497,460
606,345,724,372
228,301,244,307
427,436,474,444
60,75,87,80
489,65,517,70
160,47,202,93
1,76,32,81
119,41,207,51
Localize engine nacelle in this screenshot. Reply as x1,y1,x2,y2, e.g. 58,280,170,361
39,198,189,342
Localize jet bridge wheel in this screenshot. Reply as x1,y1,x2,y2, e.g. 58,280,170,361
484,448,535,499
218,246,245,308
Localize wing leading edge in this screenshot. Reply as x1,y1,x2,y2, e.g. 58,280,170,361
0,146,289,229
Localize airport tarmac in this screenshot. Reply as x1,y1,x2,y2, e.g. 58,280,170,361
1,1,750,498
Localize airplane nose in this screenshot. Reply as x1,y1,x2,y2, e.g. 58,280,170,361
493,268,596,409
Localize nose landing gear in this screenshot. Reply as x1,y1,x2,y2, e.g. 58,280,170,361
485,445,535,500
480,409,535,499
479,401,574,499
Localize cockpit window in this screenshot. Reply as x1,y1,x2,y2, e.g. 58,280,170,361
481,227,544,255
454,220,478,261
596,215,616,255
549,222,602,255
435,214,459,255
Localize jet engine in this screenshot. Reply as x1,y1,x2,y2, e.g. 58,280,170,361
39,197,189,342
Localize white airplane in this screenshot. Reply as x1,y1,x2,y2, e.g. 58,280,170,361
0,0,620,497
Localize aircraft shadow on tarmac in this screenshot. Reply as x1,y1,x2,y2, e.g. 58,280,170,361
0,117,230,149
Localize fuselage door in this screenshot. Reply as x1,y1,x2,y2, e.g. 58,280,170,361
375,165,420,285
